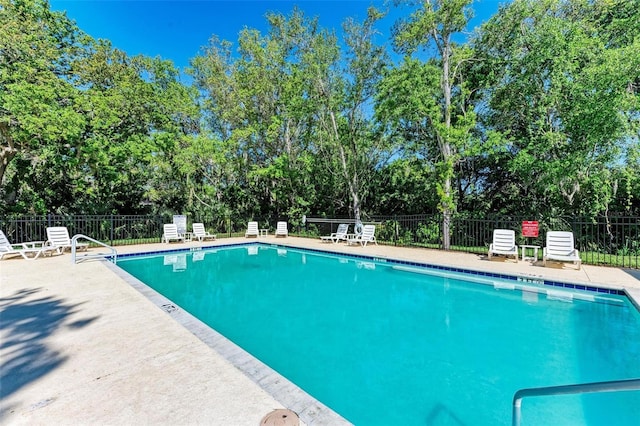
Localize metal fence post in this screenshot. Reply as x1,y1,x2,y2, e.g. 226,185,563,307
110,215,114,246
394,215,398,246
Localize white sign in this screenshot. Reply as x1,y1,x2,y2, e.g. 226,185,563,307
173,215,187,235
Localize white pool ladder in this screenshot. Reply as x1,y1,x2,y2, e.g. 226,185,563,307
71,234,118,264
512,377,640,426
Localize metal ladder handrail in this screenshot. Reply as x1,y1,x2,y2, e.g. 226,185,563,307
512,378,640,426
71,234,118,264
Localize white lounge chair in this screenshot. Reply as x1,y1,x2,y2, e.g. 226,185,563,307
274,221,288,237
488,229,518,262
245,221,259,238
347,224,377,246
544,231,581,270
320,223,349,243
0,230,56,260
46,226,89,253
192,223,216,241
161,224,185,243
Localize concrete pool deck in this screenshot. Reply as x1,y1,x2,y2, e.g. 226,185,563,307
2,236,639,425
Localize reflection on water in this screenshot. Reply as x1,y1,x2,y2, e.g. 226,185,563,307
163,254,187,272
192,251,205,262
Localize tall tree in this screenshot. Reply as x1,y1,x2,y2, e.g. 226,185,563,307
0,0,85,211
391,0,476,249
472,0,640,218
312,7,389,224
74,40,199,213
191,8,328,222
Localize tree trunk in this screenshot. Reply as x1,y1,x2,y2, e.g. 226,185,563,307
440,33,453,250
329,108,362,224
442,182,451,250
0,124,17,185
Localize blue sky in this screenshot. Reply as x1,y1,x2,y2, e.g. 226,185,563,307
50,0,505,70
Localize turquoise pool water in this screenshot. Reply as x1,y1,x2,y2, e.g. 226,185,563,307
118,245,640,425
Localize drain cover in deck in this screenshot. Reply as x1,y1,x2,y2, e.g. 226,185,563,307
260,409,299,426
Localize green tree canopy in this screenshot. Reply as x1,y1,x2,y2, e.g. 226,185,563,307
0,0,85,211
472,0,640,218
2,0,638,223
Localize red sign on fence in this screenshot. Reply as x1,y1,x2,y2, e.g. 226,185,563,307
522,221,539,238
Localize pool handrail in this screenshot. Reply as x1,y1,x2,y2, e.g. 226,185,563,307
512,377,640,426
71,234,118,264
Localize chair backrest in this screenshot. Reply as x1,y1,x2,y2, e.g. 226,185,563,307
47,227,71,246
247,221,259,233
492,229,515,250
336,224,349,236
163,224,180,238
192,223,206,236
276,221,287,233
361,225,376,240
0,230,13,251
546,231,575,256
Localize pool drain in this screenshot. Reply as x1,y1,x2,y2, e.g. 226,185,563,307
161,303,178,313
260,409,299,426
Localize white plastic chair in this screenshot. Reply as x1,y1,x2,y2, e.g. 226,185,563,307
192,223,216,241
0,230,56,260
274,221,288,237
488,229,518,262
161,224,185,243
347,225,377,247
543,231,581,270
46,226,89,253
320,223,349,243
245,221,259,238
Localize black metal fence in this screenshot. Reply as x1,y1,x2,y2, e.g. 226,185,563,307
304,214,639,269
0,214,297,246
0,215,167,246
1,213,638,268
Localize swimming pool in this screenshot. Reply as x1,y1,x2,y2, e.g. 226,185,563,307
117,244,640,425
